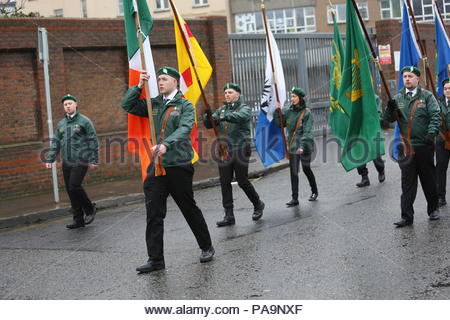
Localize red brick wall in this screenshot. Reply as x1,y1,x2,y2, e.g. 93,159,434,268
0,50,41,144
0,17,231,198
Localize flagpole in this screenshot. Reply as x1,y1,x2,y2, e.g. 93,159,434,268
404,0,437,93
350,0,412,152
329,0,335,20
168,0,228,161
134,0,165,176
261,0,288,158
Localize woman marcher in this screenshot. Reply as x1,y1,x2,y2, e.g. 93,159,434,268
274,87,318,207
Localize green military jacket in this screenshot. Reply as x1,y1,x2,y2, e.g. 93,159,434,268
47,112,99,165
384,86,440,147
203,98,252,152
437,96,450,143
273,104,314,155
120,86,194,167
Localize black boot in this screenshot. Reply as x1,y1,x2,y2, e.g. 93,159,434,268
286,199,299,207
252,201,265,221
216,208,235,227
85,203,97,225
308,192,318,201
66,220,85,229
200,246,215,263
356,175,370,187
429,210,440,221
378,171,385,183
136,259,165,273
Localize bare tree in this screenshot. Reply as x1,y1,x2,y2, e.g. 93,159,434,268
0,0,38,17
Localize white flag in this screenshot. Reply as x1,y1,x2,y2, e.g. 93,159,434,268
261,28,286,121
255,26,287,168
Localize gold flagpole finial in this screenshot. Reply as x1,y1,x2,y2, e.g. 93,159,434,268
328,0,335,15
261,0,265,9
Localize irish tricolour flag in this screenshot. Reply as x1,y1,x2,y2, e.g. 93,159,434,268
124,0,158,179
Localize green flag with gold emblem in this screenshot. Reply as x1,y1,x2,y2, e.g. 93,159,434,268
337,0,384,171
329,11,348,147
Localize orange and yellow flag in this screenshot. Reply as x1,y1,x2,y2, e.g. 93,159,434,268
173,6,213,163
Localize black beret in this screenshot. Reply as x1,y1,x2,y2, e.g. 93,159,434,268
61,94,77,103
291,87,306,98
223,82,241,93
157,66,180,80
401,66,420,77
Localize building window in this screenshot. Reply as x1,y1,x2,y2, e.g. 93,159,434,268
193,0,208,7
412,0,434,21
437,0,450,19
400,0,450,21
414,0,450,21
54,8,63,17
235,13,258,33
380,0,450,21
380,0,402,19
327,2,369,23
81,0,87,18
235,7,316,34
295,7,316,33
155,0,169,11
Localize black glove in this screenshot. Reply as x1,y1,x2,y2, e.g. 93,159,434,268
425,133,435,145
387,99,398,112
205,109,212,118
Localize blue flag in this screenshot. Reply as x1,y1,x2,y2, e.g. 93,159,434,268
434,1,450,97
255,28,286,167
392,0,422,160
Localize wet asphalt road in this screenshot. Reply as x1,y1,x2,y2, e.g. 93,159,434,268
1,143,449,299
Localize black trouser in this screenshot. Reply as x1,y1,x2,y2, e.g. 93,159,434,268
218,146,260,209
62,163,93,222
143,164,212,261
289,153,318,200
357,156,385,176
399,145,439,221
436,140,450,200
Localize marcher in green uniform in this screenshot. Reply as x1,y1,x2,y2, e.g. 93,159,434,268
435,78,450,207
45,94,99,229
274,87,318,207
121,67,214,273
203,83,265,227
384,66,441,227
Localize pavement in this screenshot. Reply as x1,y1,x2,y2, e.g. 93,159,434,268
0,150,289,230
